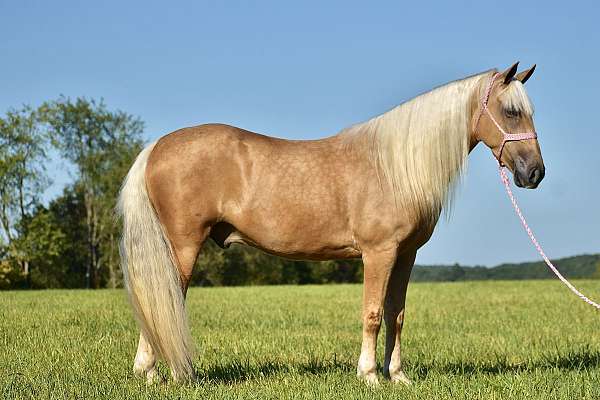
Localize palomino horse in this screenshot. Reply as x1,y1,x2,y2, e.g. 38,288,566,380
118,62,544,384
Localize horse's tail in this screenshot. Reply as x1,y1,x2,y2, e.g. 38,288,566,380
117,141,195,382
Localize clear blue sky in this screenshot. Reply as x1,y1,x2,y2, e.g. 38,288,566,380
1,1,598,266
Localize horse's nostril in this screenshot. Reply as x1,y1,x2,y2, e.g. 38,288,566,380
529,168,538,183
528,166,544,185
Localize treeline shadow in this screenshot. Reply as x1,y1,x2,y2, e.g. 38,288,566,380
194,349,600,384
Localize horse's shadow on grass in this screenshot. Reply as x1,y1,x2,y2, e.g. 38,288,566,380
195,350,600,384
198,356,354,384
410,349,600,379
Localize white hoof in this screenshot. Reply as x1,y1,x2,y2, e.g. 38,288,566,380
134,363,163,384
145,368,164,385
390,370,412,385
357,370,380,386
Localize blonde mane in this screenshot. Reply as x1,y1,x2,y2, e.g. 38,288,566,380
498,80,534,115
341,71,494,225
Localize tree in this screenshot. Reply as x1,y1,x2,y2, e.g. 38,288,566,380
95,138,144,287
41,97,144,288
28,186,88,288
15,207,66,288
0,106,50,287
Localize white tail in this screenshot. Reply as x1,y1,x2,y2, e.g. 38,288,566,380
117,142,195,381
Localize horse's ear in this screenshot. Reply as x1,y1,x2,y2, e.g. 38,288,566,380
516,64,536,84
501,62,520,84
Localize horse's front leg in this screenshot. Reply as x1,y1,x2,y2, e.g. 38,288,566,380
356,247,398,385
383,250,416,385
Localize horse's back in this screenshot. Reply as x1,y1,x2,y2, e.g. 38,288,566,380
146,123,351,204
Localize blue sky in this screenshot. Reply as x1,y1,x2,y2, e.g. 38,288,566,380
1,1,598,266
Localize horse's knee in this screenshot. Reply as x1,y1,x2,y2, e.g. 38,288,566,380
364,309,383,333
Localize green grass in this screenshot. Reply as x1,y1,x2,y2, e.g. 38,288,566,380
2,280,600,399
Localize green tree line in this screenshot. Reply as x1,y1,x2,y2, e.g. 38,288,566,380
0,98,144,289
1,98,597,290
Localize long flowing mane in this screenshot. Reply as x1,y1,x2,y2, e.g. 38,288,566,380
340,71,493,226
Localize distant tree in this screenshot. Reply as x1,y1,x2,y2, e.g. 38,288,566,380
0,248,22,290
41,97,144,288
16,208,66,288
192,241,228,286
36,186,88,288
592,261,600,280
0,106,50,287
94,138,144,288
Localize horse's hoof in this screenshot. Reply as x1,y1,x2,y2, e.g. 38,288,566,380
390,370,412,385
145,368,165,385
134,365,164,385
357,371,380,386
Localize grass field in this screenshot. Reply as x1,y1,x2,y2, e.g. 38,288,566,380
2,281,600,399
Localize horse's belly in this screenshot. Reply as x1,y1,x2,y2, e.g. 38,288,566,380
219,205,361,260
226,229,361,260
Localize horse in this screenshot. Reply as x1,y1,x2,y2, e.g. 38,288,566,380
117,62,544,385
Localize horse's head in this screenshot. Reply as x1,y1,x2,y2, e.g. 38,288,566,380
475,62,545,189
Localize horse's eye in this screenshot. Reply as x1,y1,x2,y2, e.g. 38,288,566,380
505,108,521,118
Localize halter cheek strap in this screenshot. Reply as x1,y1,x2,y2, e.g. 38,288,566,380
474,73,538,166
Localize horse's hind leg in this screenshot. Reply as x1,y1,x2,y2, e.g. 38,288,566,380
133,332,161,383
383,250,416,385
168,226,210,294
132,223,209,382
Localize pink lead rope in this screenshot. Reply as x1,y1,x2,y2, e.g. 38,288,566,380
477,72,600,310
499,165,600,310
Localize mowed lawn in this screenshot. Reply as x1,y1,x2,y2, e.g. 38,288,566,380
2,281,600,399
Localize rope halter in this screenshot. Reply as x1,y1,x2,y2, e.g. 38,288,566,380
474,73,538,166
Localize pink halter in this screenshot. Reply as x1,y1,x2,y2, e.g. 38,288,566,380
474,73,538,166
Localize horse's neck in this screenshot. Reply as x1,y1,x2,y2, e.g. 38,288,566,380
339,79,483,224
467,82,484,152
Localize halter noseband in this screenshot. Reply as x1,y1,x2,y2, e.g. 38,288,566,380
474,73,538,166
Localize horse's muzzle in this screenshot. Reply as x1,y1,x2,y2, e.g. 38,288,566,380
514,159,545,189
